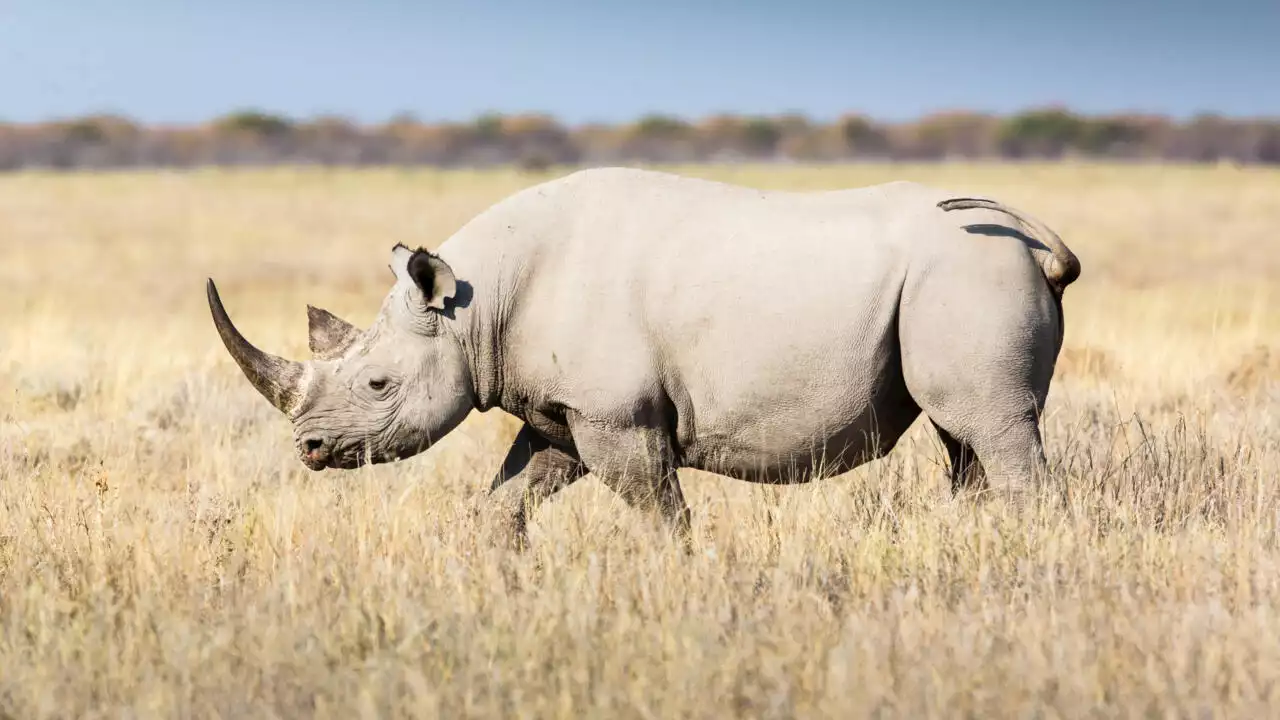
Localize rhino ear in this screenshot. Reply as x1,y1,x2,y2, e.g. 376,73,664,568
307,305,361,360
390,243,456,311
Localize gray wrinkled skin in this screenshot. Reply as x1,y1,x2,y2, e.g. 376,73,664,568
208,168,1081,545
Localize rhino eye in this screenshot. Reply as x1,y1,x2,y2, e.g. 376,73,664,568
368,378,388,392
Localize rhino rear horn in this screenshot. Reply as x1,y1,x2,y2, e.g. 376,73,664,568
307,306,361,360
207,279,305,414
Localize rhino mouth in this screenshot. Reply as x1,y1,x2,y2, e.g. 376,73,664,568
299,444,397,471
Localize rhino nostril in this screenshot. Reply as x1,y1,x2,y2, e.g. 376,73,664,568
304,437,324,454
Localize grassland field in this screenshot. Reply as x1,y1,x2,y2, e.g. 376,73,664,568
2,162,1279,718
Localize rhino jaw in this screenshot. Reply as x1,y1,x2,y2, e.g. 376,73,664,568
206,278,305,415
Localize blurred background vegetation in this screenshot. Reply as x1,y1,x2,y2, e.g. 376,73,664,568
4,107,1277,172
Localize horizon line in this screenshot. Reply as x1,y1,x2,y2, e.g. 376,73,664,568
8,105,1280,129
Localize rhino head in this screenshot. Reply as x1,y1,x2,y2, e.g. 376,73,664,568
207,244,475,470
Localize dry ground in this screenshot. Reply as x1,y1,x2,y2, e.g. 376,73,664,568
2,163,1279,718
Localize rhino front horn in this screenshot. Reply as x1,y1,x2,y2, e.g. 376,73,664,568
206,279,304,414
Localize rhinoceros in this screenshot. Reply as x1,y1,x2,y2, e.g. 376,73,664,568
207,167,1079,542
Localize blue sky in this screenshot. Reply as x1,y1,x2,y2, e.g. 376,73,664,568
2,0,1278,125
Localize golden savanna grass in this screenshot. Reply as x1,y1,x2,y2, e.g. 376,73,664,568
2,163,1279,718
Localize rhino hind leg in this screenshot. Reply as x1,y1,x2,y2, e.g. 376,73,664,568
928,410,1049,502
565,410,693,547
932,420,984,495
900,257,1060,502
903,335,1055,501
485,423,587,549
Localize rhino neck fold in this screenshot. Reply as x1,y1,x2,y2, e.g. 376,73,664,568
434,224,532,417
442,293,505,414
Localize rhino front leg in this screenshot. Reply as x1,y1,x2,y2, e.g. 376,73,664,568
485,423,586,549
566,410,693,547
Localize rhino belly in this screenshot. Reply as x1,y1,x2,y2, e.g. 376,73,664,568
675,349,920,484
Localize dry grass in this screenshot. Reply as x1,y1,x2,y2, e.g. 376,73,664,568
2,162,1279,718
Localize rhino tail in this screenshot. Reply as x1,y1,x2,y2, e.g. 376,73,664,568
937,197,1081,293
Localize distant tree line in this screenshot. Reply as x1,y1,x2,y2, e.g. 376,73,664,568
2,107,1278,171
